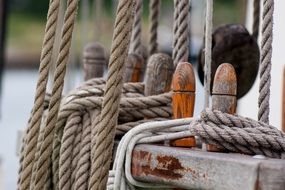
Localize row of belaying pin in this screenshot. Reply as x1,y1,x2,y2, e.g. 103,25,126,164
82,23,260,151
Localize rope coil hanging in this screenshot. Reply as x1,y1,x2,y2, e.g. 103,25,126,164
18,0,283,190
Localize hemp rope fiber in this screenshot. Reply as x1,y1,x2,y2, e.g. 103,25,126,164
258,0,274,124
18,0,61,189
149,0,160,55
18,0,283,190
173,0,190,67
130,0,143,54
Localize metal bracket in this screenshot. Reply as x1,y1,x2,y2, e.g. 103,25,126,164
131,144,285,190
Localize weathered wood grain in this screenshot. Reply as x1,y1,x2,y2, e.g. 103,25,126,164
170,62,196,147
207,63,237,152
144,53,174,96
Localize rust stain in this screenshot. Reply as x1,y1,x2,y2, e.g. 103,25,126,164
132,150,210,182
132,150,184,180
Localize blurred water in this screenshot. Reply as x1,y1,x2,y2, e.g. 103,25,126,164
0,70,37,190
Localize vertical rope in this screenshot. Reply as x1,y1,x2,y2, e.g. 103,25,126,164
18,0,60,189
30,0,80,188
88,0,134,189
174,0,190,67
258,0,274,124
172,0,179,64
204,0,213,108
130,0,143,54
149,0,160,55
252,0,260,40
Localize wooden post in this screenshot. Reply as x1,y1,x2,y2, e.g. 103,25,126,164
282,67,285,132
144,53,174,96
83,42,106,80
207,63,237,152
124,53,144,82
170,62,196,147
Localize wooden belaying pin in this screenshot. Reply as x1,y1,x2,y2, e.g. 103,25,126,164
124,53,144,82
144,53,174,96
83,42,106,80
170,62,196,147
207,63,237,152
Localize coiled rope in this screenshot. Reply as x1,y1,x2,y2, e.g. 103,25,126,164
18,0,282,190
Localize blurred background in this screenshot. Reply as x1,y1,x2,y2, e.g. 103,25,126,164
0,0,284,189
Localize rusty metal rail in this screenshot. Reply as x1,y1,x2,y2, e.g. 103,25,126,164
131,144,285,190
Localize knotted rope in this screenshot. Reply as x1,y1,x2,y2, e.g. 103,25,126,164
18,0,280,190
48,79,172,190
258,0,274,124
148,0,160,55
108,108,285,189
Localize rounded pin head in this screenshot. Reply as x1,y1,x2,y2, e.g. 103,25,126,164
172,62,195,92
144,53,174,95
198,24,259,99
83,42,106,80
83,42,106,61
212,63,237,96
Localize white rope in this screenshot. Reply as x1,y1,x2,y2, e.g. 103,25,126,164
204,0,213,108
110,118,193,189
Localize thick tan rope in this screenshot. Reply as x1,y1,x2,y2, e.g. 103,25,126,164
130,0,143,54
149,0,160,55
30,0,80,189
258,0,274,124
74,111,92,190
88,0,135,189
18,0,60,189
59,112,82,190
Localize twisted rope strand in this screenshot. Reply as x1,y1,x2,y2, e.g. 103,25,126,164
88,0,135,189
18,0,60,189
130,0,143,54
258,0,274,124
31,0,79,188
172,0,179,63
252,0,260,40
149,0,160,55
174,0,190,66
